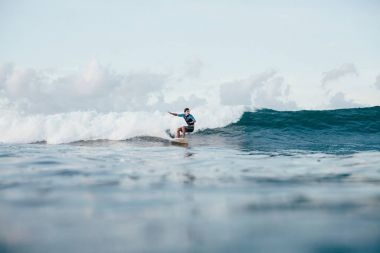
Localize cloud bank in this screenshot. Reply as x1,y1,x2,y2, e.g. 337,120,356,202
220,70,297,110
322,64,358,86
0,61,192,113
0,61,299,114
0,61,377,117
327,92,363,109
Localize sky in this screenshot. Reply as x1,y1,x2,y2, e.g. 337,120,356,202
0,0,379,113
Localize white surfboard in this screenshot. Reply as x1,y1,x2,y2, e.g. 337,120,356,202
171,138,188,145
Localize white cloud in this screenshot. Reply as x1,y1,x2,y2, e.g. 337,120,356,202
219,70,297,110
327,92,363,109
0,61,171,113
0,63,39,98
0,61,212,114
374,74,380,90
0,63,13,85
0,61,377,115
220,70,276,106
219,78,252,106
321,63,358,86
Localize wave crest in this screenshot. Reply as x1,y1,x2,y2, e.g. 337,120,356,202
232,106,380,133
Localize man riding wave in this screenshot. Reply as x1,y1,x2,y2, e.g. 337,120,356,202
168,108,196,138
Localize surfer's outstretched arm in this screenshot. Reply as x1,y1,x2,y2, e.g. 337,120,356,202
168,112,178,116
168,112,186,118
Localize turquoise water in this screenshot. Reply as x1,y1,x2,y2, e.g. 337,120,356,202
0,107,380,253
197,106,380,153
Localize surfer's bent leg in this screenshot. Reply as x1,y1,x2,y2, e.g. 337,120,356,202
181,126,186,138
176,127,182,138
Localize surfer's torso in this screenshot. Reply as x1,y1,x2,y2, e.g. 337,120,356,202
178,113,196,132
178,113,196,126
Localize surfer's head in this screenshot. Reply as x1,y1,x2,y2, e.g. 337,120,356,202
184,108,190,115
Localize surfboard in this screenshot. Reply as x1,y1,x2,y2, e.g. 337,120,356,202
171,138,188,145
165,129,188,145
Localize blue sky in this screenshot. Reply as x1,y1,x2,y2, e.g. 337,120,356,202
0,0,379,110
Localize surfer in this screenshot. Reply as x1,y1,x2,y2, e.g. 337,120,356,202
168,108,196,138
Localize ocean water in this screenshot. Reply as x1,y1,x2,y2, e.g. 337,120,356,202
0,106,380,253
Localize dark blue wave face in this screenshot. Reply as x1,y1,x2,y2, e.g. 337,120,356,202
197,106,380,154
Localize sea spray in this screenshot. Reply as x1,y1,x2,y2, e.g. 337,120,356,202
0,105,245,144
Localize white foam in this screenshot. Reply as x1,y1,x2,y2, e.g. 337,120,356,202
0,106,245,144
